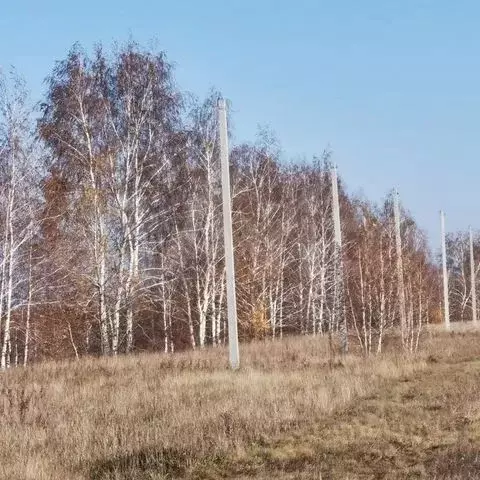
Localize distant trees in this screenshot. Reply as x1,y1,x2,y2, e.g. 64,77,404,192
445,231,480,323
0,40,455,368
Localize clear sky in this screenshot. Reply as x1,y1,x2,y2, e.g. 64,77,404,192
2,0,480,248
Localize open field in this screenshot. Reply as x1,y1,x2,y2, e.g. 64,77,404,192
1,331,480,479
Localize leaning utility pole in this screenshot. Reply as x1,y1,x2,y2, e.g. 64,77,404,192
440,211,450,331
394,190,407,345
470,226,477,325
331,165,348,354
218,98,240,369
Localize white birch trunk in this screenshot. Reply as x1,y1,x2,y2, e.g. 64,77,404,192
23,245,33,366
470,227,477,324
394,191,407,346
1,155,16,370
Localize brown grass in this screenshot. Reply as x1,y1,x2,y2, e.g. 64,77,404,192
0,331,479,479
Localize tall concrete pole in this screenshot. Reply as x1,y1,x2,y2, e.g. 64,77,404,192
218,98,240,369
440,211,450,331
331,165,348,354
394,190,407,345
470,226,477,325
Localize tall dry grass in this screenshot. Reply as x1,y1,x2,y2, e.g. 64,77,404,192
0,333,462,479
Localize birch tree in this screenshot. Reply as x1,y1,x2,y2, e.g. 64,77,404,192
39,43,181,355
182,92,224,347
0,71,41,369
292,160,336,337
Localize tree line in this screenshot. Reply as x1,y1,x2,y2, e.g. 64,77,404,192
0,41,463,368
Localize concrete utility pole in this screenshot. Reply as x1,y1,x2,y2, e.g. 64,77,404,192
394,190,407,344
470,226,477,325
218,98,240,369
331,165,348,354
440,211,450,331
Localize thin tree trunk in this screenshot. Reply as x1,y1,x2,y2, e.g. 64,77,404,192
394,191,407,346
1,173,15,370
377,237,386,354
23,245,33,366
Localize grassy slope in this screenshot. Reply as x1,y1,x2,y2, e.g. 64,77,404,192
0,332,479,479
238,335,480,479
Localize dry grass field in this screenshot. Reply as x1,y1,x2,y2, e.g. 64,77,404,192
1,330,480,479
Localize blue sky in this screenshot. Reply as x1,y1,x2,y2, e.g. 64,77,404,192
2,0,480,248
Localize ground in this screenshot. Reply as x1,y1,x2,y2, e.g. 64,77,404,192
237,344,480,479
1,329,480,479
